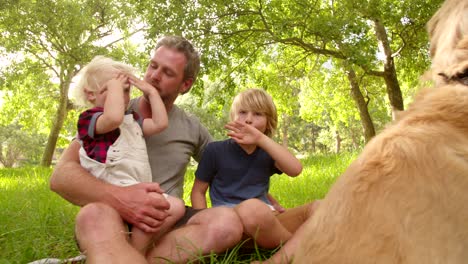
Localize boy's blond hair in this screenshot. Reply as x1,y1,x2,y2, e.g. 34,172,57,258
73,56,136,107
229,88,278,137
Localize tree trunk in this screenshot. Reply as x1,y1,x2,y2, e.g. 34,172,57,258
41,74,72,166
310,125,317,153
346,67,376,143
281,113,289,148
373,19,404,118
335,130,341,154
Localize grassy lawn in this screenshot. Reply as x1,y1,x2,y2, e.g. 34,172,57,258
0,153,355,263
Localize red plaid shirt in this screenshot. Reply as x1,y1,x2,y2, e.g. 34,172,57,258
78,107,139,163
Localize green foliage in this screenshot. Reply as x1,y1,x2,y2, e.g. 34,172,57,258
178,94,230,141
133,0,442,153
0,0,446,159
0,59,70,153
0,0,148,165
0,123,46,167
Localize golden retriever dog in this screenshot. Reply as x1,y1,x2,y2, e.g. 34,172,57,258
290,0,468,263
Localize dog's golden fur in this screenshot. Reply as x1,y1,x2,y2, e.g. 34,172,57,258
293,84,468,263
427,0,468,85
293,0,468,263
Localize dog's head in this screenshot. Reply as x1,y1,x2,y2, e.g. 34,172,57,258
427,0,468,86
398,1,468,131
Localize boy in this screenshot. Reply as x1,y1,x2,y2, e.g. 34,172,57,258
73,56,185,253
191,88,303,249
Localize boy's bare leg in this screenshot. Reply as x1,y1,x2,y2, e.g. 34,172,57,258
235,199,292,249
254,200,321,263
75,203,147,264
253,219,310,264
146,206,243,264
160,194,186,229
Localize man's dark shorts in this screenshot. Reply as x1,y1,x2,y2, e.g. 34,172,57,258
174,206,204,228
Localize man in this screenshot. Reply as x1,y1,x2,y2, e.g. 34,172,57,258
50,36,243,264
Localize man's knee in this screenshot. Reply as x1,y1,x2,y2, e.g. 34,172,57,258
235,199,272,230
212,207,243,238
75,202,124,240
200,207,243,250
76,203,113,228
235,199,266,217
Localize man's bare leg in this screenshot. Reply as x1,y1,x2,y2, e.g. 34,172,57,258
75,203,147,264
130,227,154,255
146,207,243,263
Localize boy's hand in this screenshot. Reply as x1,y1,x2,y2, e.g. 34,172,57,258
267,193,286,213
225,121,265,145
272,203,286,213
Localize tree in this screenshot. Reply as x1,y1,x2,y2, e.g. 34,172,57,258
137,0,442,143
0,0,143,166
0,123,45,167
0,0,443,157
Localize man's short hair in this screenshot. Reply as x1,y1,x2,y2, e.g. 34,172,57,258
155,36,201,85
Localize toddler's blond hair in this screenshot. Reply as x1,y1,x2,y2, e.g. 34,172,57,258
73,56,136,107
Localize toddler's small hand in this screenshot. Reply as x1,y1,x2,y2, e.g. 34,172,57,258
128,75,158,98
104,73,129,91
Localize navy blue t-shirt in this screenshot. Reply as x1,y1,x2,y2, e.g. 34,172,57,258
195,139,281,207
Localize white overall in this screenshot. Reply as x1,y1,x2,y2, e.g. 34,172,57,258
79,114,152,186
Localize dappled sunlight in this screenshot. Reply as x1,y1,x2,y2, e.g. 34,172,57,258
270,153,357,208
0,168,51,192
0,175,48,190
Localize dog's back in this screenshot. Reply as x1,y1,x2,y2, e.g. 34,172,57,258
293,84,468,263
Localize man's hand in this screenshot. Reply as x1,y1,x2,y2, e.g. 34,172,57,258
109,182,170,233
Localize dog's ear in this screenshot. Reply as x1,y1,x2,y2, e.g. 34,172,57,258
438,73,450,83
452,69,468,85
435,44,468,85
442,60,468,85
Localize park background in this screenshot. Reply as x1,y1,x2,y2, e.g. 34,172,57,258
0,0,444,262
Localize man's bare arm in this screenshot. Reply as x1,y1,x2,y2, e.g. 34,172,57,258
49,140,171,232
50,140,109,205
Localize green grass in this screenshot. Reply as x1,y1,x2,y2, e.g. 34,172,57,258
0,167,80,263
0,153,355,263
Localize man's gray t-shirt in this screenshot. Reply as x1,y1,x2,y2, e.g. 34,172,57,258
129,98,212,198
